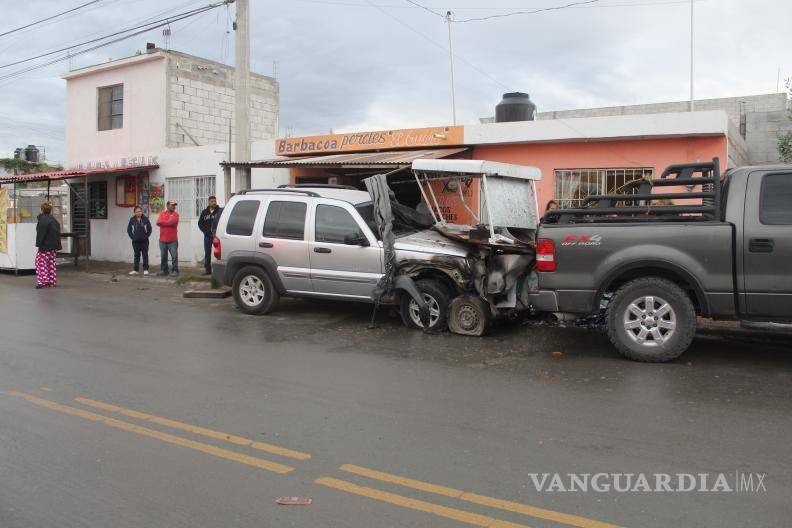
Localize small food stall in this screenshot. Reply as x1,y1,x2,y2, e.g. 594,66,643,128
0,185,70,272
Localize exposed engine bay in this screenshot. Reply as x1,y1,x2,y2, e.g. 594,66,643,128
364,159,541,336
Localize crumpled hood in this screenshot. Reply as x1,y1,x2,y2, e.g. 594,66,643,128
394,229,471,259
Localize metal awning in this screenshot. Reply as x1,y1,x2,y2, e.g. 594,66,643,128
0,164,159,185
223,147,469,170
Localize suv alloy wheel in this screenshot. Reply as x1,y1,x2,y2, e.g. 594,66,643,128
232,265,280,315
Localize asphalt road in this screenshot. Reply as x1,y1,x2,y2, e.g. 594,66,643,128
1,269,791,528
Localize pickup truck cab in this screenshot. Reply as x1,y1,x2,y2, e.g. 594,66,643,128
532,161,792,362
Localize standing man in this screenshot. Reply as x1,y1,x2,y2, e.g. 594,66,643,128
127,205,152,275
156,200,179,276
197,196,223,276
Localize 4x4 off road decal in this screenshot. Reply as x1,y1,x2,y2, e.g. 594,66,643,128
561,234,602,247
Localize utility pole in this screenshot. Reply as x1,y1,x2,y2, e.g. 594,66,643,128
446,11,457,125
689,0,694,112
234,0,251,192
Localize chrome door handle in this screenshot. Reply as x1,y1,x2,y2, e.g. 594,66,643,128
314,247,331,254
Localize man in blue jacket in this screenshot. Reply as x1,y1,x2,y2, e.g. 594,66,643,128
127,205,153,275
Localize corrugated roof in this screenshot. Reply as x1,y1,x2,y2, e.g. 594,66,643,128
0,165,158,184
223,147,469,169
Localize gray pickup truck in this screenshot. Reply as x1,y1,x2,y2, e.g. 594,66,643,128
531,160,792,362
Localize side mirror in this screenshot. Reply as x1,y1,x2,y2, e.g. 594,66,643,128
344,233,369,246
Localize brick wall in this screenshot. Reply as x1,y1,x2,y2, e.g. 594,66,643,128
164,51,278,148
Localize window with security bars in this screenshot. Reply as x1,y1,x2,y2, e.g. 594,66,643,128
554,167,653,208
165,176,215,219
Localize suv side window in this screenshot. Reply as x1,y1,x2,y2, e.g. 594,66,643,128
262,201,307,239
315,205,363,243
225,200,260,236
760,174,792,225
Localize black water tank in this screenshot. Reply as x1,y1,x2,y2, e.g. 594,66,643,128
24,144,39,163
495,92,536,122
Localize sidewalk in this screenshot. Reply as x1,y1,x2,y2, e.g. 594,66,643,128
59,259,213,287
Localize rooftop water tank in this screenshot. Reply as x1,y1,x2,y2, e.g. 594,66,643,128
495,92,536,123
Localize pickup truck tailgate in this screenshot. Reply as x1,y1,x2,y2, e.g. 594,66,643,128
534,222,734,314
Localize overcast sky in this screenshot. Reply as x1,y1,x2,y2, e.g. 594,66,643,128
0,0,790,164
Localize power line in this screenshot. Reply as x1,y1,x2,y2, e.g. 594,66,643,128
0,0,103,39
0,1,232,84
454,0,601,23
0,1,230,71
362,0,510,90
294,0,702,10
402,0,444,18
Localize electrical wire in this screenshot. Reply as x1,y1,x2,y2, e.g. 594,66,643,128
0,0,103,39
362,0,510,90
453,0,600,22
0,1,231,84
402,0,445,18
0,0,230,71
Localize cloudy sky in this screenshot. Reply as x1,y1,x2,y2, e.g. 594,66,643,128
0,0,790,164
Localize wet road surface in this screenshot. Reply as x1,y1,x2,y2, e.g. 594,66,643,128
1,270,791,528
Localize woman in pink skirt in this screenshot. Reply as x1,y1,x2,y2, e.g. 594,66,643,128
34,202,61,289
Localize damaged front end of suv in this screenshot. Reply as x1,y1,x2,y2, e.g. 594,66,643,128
364,159,541,336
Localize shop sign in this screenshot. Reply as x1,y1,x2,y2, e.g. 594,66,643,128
0,188,7,254
276,126,464,156
73,155,158,170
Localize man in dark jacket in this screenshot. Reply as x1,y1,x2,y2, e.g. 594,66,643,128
197,196,222,275
34,202,62,289
127,205,153,275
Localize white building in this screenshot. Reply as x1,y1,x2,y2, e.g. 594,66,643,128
46,47,281,266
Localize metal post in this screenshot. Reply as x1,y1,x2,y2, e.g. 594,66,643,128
446,11,457,125
689,0,694,112
84,175,89,264
480,173,496,243
234,0,251,192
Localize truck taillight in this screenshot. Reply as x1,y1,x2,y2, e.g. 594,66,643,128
535,239,556,272
212,237,221,259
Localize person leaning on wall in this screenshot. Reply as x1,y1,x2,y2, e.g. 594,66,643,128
127,205,152,276
34,202,61,289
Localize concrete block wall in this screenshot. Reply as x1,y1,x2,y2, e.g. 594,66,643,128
164,51,278,149
535,93,791,165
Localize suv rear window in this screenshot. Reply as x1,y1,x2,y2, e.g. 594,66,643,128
225,200,259,236
760,173,792,225
262,201,307,239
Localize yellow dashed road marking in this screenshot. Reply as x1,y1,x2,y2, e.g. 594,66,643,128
340,464,625,528
74,396,311,460
8,391,294,474
315,477,531,528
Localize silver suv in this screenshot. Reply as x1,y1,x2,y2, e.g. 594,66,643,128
211,186,471,330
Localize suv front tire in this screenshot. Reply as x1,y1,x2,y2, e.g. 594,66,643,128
400,279,451,331
232,265,279,315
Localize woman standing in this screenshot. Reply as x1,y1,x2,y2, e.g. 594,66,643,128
34,202,61,289
126,205,152,275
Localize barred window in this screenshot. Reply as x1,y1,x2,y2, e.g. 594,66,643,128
165,176,215,219
554,168,653,208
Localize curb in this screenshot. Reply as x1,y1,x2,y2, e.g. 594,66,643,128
183,288,231,299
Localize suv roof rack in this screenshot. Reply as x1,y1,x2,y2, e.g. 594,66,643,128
278,184,360,190
236,188,320,197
